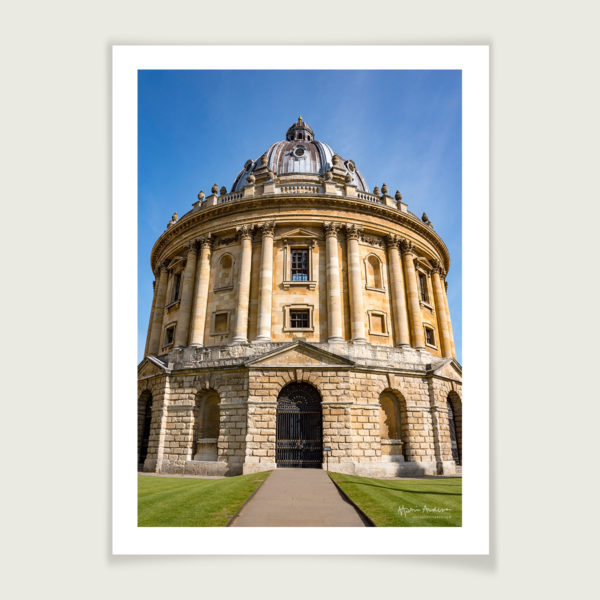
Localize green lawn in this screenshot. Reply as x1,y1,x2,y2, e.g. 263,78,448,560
138,471,271,527
329,473,462,527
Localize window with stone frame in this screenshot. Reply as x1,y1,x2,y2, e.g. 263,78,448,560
418,272,429,303
425,326,436,347
171,272,182,302
283,304,314,332
290,248,309,281
289,309,310,329
164,324,176,346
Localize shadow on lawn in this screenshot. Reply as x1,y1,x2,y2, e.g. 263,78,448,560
343,481,462,497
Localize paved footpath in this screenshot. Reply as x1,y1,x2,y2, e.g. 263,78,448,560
231,469,367,527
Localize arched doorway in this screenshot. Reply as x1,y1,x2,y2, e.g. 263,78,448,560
276,382,323,468
447,393,462,465
138,390,153,469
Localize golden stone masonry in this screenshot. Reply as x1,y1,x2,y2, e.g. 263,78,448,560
138,118,462,477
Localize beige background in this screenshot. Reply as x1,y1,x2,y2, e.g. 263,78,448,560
2,0,599,598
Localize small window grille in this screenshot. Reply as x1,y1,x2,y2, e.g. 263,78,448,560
291,249,309,281
289,309,310,329
165,326,175,345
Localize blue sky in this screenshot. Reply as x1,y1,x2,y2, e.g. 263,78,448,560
138,70,462,362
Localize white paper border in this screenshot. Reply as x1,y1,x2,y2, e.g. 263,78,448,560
113,45,489,555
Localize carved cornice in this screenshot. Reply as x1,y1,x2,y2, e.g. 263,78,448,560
150,195,450,272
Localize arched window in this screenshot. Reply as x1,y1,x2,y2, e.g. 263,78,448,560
193,390,220,461
365,254,384,290
216,254,233,290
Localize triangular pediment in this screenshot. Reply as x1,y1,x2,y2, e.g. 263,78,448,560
246,342,355,368
138,355,169,378
430,358,462,381
276,227,320,241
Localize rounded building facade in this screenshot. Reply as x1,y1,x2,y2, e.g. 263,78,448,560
138,118,462,477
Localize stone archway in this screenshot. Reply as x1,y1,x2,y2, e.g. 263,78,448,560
447,391,462,465
138,390,153,469
276,382,323,469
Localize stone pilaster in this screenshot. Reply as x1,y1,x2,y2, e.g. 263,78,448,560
174,242,198,347
232,225,253,344
431,261,452,357
324,222,344,342
345,224,367,343
400,239,425,349
147,262,169,356
189,236,212,347
255,222,276,342
385,235,410,347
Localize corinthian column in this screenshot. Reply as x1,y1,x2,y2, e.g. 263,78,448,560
400,239,425,349
174,242,198,347
147,262,169,355
232,225,253,344
345,224,367,343
324,222,344,342
255,222,275,342
443,278,457,358
189,236,212,346
385,235,410,346
431,261,452,357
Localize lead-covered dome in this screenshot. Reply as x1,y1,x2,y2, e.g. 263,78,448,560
231,117,368,192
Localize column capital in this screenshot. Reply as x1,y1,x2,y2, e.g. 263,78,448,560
197,234,213,250
185,240,198,254
385,233,401,249
158,260,170,273
323,221,341,238
258,221,276,238
431,260,443,275
399,238,415,255
237,224,254,240
344,224,363,240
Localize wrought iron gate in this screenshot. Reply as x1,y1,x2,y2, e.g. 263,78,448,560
276,383,323,468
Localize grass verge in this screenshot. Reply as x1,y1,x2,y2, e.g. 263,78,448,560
138,471,271,527
329,473,462,527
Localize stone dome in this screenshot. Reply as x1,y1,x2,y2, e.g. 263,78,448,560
231,117,369,192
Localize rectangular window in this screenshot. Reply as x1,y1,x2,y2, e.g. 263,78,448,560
425,327,435,346
172,273,182,301
289,309,310,329
214,312,228,334
165,325,175,346
291,249,309,281
419,273,428,302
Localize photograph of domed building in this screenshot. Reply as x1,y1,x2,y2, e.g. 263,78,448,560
137,111,463,479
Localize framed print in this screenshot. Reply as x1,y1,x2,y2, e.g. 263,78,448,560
113,45,489,554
